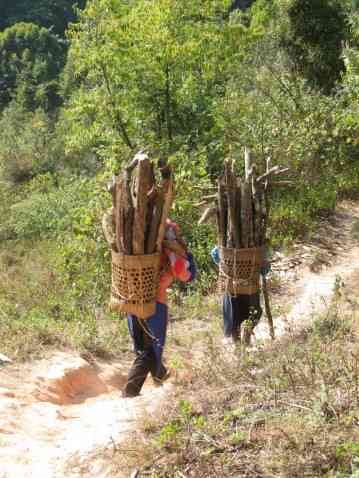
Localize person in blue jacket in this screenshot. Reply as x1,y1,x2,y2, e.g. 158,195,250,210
211,246,270,345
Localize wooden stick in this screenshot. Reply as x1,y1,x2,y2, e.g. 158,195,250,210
242,148,254,247
262,274,275,340
224,160,240,248
114,176,124,254
146,190,164,254
198,206,217,225
193,200,216,207
217,179,227,247
156,178,174,252
144,164,156,249
235,178,242,246
251,165,262,247
244,146,252,181
201,194,217,201
132,155,151,254
261,157,275,339
256,166,289,183
262,157,271,239
256,165,280,183
122,171,134,254
241,181,253,248
274,167,290,176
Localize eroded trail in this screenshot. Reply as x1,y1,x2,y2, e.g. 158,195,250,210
1,202,359,478
0,354,172,477
256,202,359,340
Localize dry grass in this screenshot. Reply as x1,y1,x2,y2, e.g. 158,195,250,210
110,290,359,478
0,241,130,361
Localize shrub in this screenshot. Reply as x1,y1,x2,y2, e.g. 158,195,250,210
0,103,60,184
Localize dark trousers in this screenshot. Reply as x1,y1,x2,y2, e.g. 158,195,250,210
223,292,262,343
124,317,167,397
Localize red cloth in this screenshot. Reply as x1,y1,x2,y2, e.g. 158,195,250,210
156,249,191,304
156,220,191,304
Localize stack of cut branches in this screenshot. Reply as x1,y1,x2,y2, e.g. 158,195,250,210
200,149,289,248
109,152,173,318
112,152,173,256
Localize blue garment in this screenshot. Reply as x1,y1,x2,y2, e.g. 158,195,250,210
187,251,197,282
211,245,264,339
223,292,262,338
127,302,168,375
211,245,220,265
223,293,234,337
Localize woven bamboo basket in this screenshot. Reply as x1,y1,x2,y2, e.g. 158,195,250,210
110,251,161,319
218,246,263,295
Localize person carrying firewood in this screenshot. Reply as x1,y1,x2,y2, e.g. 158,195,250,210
103,201,196,397
198,151,286,345
211,245,270,345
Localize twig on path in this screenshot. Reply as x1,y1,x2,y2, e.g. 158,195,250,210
262,275,275,340
277,400,312,412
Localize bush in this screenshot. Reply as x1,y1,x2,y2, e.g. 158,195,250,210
281,0,347,93
0,103,60,184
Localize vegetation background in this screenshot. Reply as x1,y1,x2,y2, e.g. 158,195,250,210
0,0,358,362
0,1,359,476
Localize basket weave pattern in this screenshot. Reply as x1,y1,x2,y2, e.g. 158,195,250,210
110,251,161,319
218,246,263,295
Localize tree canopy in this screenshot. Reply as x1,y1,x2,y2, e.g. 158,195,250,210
0,22,66,111
0,0,86,36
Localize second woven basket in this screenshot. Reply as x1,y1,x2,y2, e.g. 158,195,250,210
218,246,263,296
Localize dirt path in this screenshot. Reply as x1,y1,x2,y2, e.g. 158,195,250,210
0,353,173,477
255,202,359,340
1,202,359,478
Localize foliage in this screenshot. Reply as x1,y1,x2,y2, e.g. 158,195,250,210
0,0,86,37
0,103,60,184
0,22,65,111
0,0,359,368
280,0,347,94
64,0,237,160
341,14,359,132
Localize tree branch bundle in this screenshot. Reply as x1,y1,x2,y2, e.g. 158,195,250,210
216,156,266,249
200,151,288,250
112,152,173,256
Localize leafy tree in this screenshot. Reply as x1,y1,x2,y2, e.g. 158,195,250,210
280,0,347,94
0,0,87,37
0,22,66,111
0,102,59,184
63,0,262,165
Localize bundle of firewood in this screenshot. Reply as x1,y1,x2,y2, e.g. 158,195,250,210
108,152,174,318
199,148,289,249
111,152,173,256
